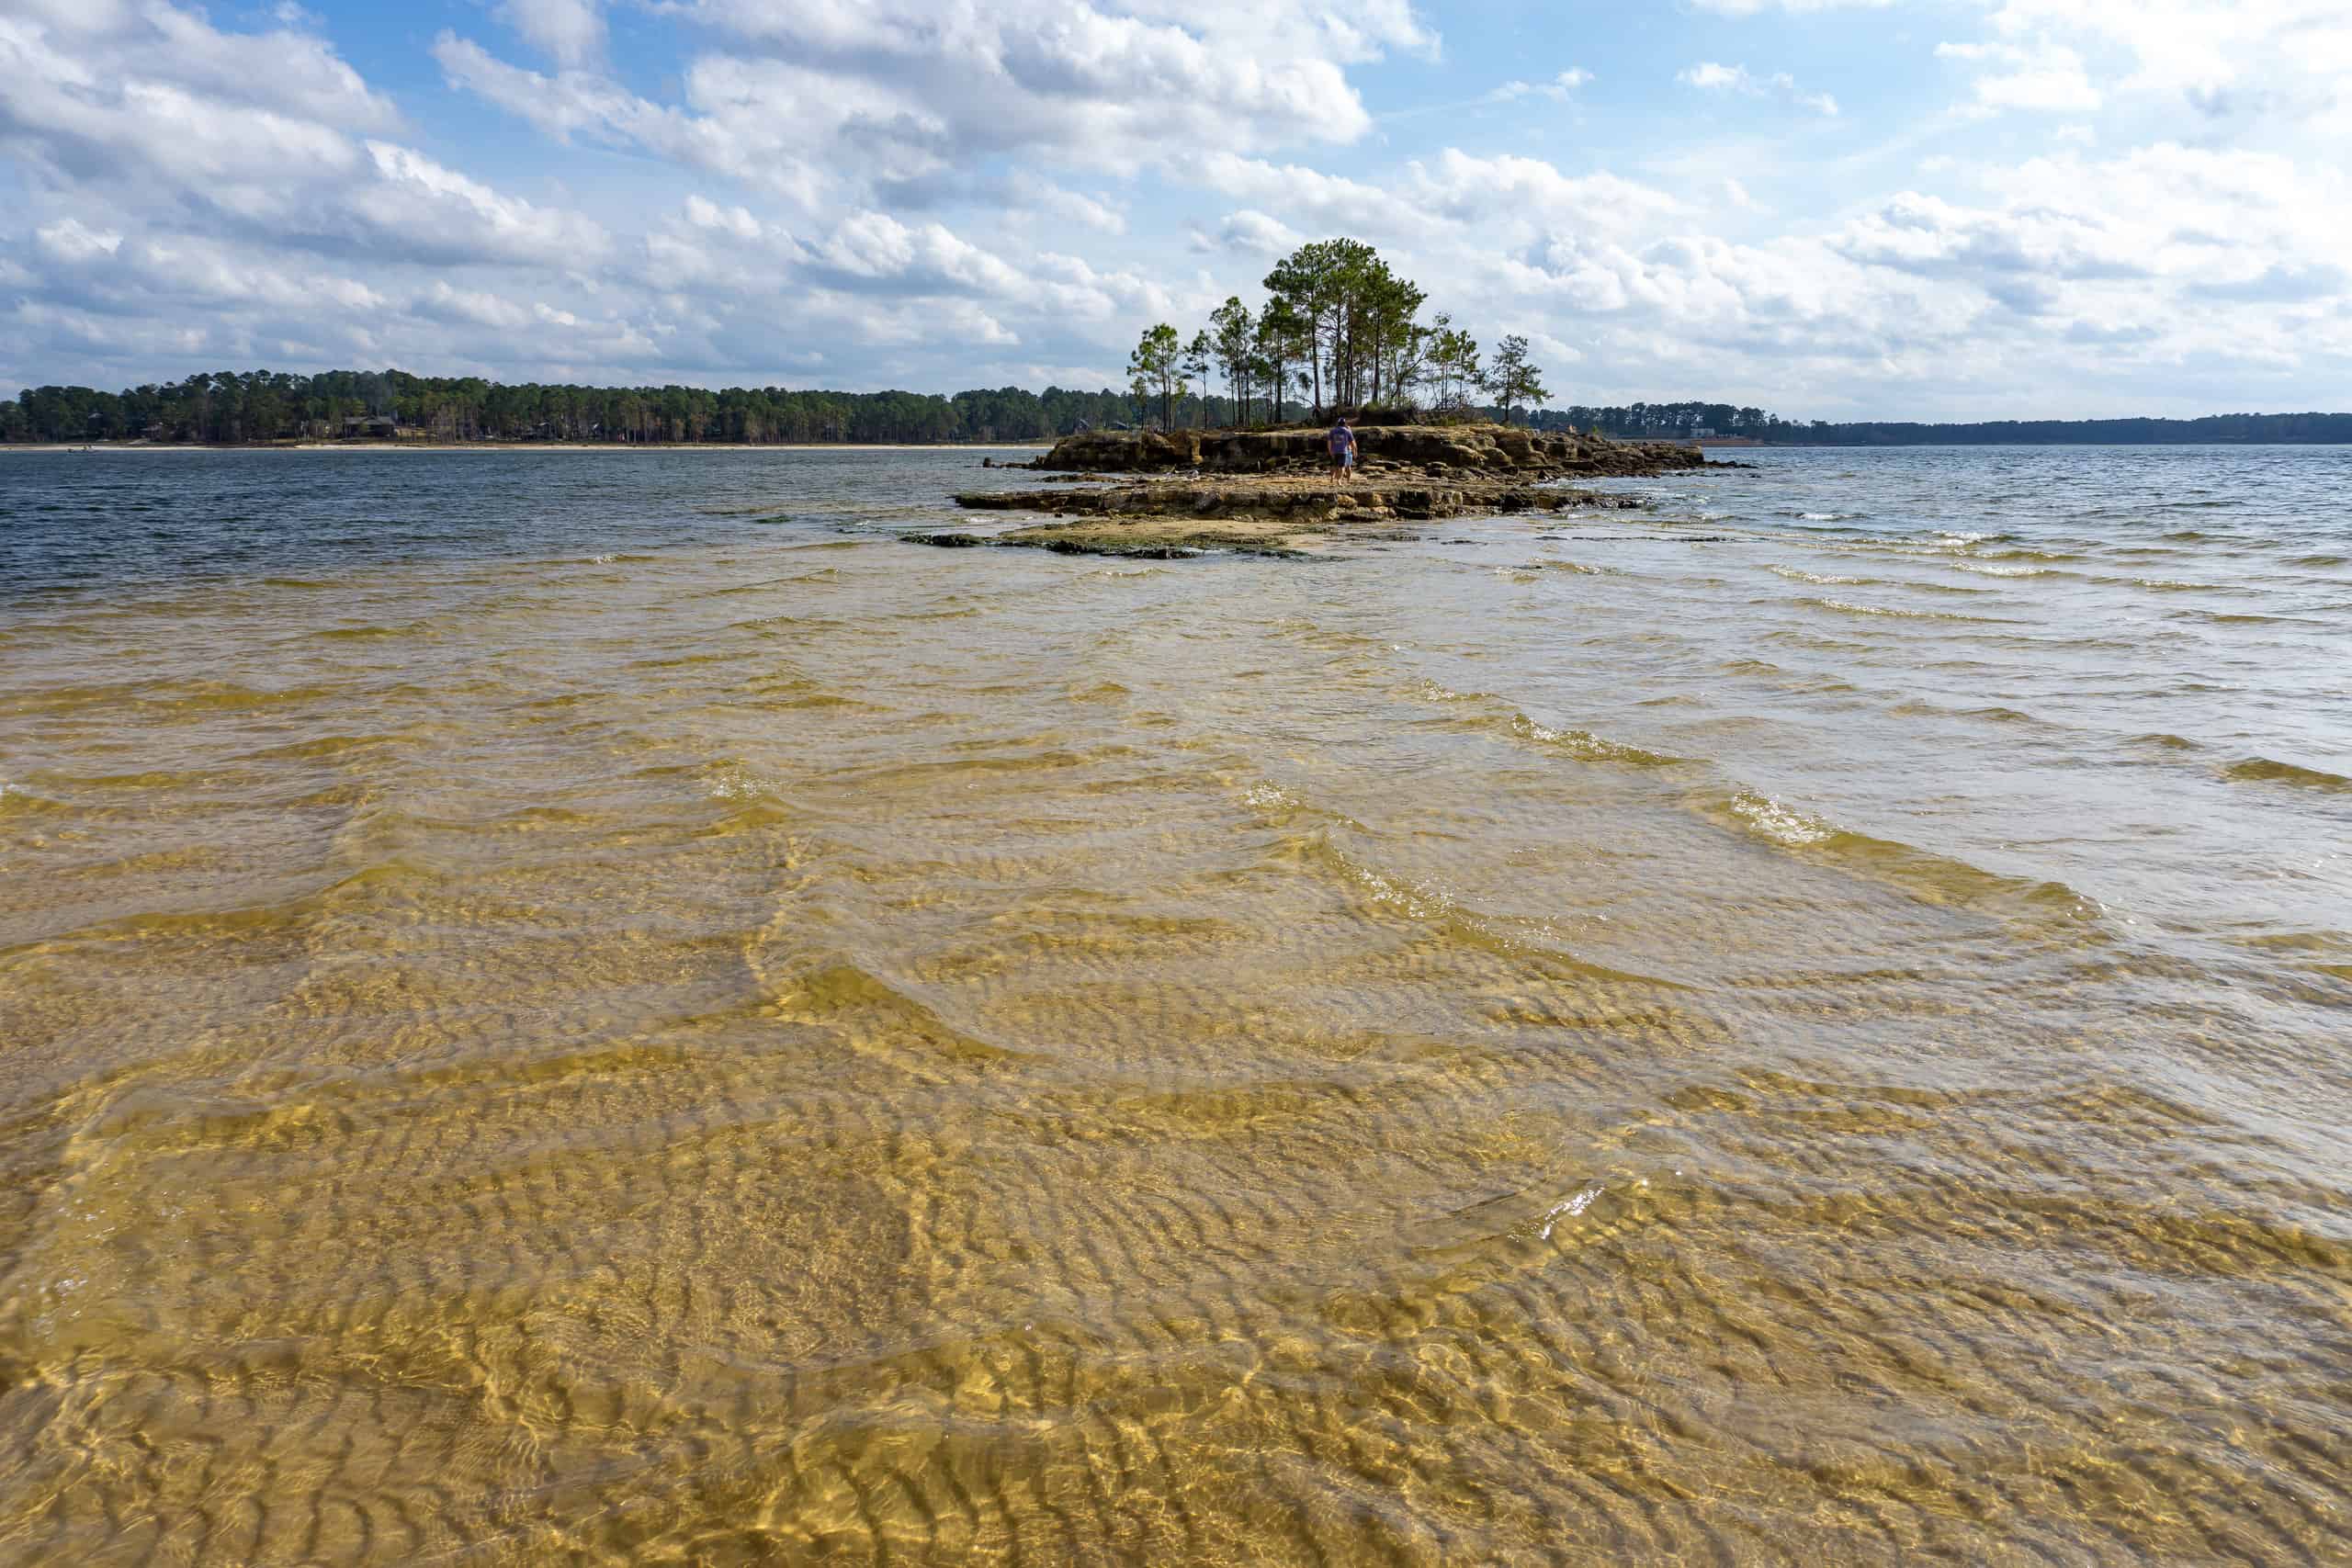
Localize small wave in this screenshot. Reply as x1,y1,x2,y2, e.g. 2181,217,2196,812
1979,547,2082,564
1798,596,2005,624
1242,781,1297,812
1705,789,2103,928
2224,758,2352,795
1510,715,1681,767
1947,562,2054,578
1539,1182,1606,1239
1401,677,1484,706
1730,790,1834,847
1769,566,1869,586
1890,700,2040,727
2290,554,2345,568
2131,732,2201,751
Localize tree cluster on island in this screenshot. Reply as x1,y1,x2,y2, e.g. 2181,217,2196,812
1125,238,1547,431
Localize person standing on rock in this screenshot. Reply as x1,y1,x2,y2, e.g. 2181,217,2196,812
1328,414,1357,488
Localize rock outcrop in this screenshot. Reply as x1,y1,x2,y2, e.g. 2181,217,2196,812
1024,422,1705,480
939,420,1712,558
955,477,1644,525
933,472,1652,557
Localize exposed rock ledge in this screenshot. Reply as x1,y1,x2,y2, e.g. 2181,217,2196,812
1013,421,1707,479
930,422,1698,556
926,474,1647,557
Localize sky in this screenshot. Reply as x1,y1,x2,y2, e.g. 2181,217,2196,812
3,0,2349,420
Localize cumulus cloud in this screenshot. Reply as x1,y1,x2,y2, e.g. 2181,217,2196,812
1943,0,2352,123
1005,175,1128,236
6,0,2352,415
437,0,1439,215
1192,209,1306,256
1937,39,2100,112
496,0,604,68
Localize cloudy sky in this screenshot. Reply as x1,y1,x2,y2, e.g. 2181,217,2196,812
4,0,2348,417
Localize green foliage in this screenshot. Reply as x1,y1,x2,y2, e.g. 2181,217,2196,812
1207,297,1255,423
1425,314,1481,411
1253,299,1311,424
1483,335,1548,424
1,371,1165,446
1182,331,1213,429
1128,322,1183,431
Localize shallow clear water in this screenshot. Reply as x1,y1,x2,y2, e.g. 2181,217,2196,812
1,446,2346,1564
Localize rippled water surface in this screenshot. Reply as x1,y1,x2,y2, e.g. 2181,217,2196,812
2,446,2347,1564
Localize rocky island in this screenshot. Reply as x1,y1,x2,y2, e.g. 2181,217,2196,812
925,422,1714,557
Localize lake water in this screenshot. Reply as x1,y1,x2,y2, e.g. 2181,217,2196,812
1,445,2346,1564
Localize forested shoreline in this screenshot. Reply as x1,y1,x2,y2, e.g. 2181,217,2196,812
7,372,2348,449
1,372,1148,446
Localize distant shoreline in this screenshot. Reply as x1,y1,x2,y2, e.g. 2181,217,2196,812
1,441,1056,455
16,436,2352,456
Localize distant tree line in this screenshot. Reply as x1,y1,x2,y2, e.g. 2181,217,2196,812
9,362,2347,449
1507,402,2352,446
1724,412,2352,445
0,371,1173,446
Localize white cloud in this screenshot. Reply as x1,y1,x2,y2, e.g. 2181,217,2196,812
1195,209,1306,256
354,142,607,266
1680,62,1752,92
437,0,1441,215
1488,69,1593,104
419,281,531,330
35,218,122,263
1679,62,1838,115
1690,0,1891,10
684,195,762,240
1006,175,1127,236
1937,39,2100,113
496,0,603,68
1943,1,2352,123
5,0,2351,419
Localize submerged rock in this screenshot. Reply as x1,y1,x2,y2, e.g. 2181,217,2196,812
955,476,1645,526
936,474,1653,558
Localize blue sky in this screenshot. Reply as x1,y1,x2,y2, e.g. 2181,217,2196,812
3,0,2347,418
